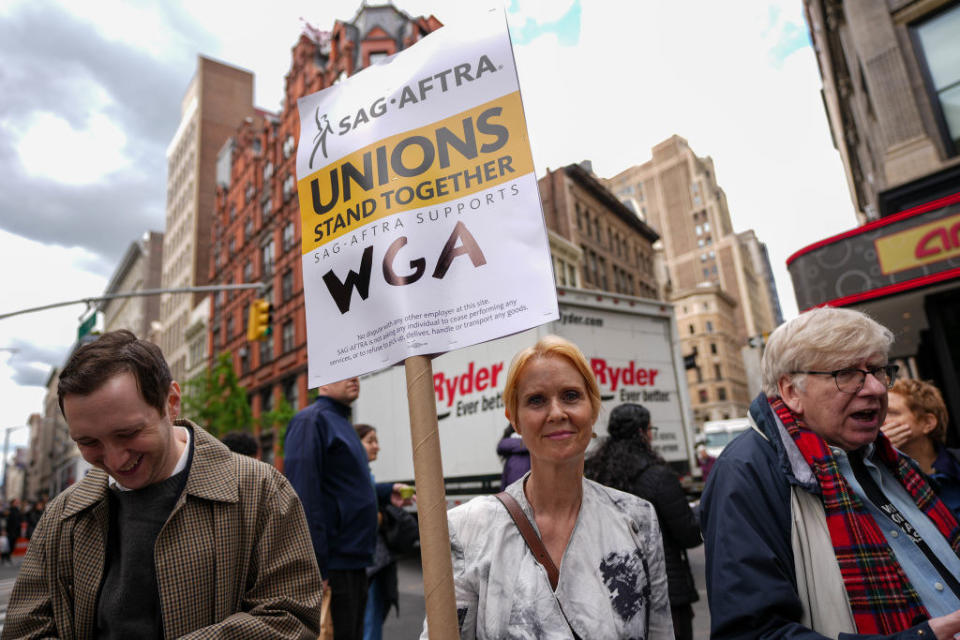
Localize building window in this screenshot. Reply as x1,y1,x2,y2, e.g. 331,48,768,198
261,240,275,277
226,312,234,338
698,389,709,403
714,364,722,380
263,161,274,181
283,221,296,251
283,135,295,159
259,334,273,365
282,174,296,202
228,237,236,256
282,269,294,301
710,342,717,355
245,182,255,203
914,4,960,151
243,260,253,282
244,217,254,241
283,376,299,410
260,387,274,414
262,196,272,219
717,387,727,401
689,324,695,335
706,320,714,333
239,346,250,374
282,320,295,353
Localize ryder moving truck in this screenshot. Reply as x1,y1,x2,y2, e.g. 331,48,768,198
353,287,697,506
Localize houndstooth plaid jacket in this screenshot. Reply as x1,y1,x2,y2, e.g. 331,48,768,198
2,421,322,639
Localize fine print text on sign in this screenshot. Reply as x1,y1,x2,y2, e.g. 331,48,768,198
296,7,558,387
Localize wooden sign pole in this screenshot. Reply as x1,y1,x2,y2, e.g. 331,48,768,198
404,355,459,638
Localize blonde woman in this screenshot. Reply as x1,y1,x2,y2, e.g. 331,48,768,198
423,335,673,639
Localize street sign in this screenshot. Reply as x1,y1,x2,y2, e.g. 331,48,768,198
77,313,96,341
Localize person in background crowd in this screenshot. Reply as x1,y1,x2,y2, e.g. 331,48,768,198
354,424,400,640
586,403,703,640
25,498,44,540
496,423,530,488
6,499,22,552
423,335,673,639
695,444,715,483
285,379,411,640
3,330,321,639
703,307,960,639
0,528,11,565
221,430,260,458
883,378,960,518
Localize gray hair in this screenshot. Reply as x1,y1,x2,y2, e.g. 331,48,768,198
761,307,893,396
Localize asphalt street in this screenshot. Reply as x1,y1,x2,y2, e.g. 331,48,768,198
0,547,711,638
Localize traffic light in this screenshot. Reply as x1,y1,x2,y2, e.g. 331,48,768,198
247,299,273,341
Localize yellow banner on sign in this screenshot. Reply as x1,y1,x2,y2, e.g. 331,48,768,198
875,212,960,275
297,91,533,254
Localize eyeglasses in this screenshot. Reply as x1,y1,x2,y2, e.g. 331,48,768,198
792,364,899,394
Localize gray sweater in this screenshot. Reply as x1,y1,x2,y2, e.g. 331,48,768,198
96,457,191,639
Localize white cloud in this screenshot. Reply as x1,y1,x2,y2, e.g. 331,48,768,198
16,111,129,185
40,0,182,58
0,229,109,430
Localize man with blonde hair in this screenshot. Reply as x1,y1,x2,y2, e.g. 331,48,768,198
702,307,960,639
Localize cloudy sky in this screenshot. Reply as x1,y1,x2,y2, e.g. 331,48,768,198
0,0,855,450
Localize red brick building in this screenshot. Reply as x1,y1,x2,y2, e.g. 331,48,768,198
209,4,442,462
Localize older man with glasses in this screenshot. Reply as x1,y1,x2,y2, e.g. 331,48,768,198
701,307,960,639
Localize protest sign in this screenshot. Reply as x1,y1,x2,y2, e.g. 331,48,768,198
296,6,558,388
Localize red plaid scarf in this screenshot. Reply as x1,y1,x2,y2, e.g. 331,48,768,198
771,397,960,633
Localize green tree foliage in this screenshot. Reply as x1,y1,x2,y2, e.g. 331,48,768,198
183,351,253,437
259,393,296,455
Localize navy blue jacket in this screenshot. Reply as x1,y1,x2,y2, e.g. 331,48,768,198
285,396,391,578
701,393,934,640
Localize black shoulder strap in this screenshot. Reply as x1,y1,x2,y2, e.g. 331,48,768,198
494,492,583,640
494,492,559,589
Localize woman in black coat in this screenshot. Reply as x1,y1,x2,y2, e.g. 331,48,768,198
584,403,702,640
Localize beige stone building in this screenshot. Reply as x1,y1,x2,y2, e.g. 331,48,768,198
100,231,164,337
159,57,254,381
805,0,960,224
607,136,783,423
673,285,751,423
792,0,960,435
538,163,660,298
25,368,92,501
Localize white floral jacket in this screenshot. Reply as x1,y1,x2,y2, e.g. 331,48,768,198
422,474,674,639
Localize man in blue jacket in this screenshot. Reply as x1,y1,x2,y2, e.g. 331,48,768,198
285,377,402,640
702,307,960,639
